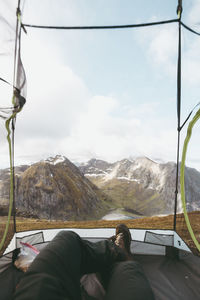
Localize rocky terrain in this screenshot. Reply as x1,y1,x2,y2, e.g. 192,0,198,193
0,155,200,220
79,157,200,217
0,156,111,220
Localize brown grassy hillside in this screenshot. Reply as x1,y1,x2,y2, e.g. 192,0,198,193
1,212,200,256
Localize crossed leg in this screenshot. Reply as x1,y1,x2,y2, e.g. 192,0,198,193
13,230,154,300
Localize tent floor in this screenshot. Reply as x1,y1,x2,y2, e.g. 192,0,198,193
135,253,200,300
1,252,200,300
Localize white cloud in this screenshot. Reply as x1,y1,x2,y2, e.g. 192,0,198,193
135,2,200,88
182,38,200,85
49,94,177,164
14,67,177,165
187,1,200,26
2,1,200,170
16,32,90,137
148,26,178,76
149,28,177,64
135,23,178,79
13,28,178,166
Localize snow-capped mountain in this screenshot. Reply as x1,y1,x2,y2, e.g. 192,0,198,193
1,155,200,220
79,157,200,215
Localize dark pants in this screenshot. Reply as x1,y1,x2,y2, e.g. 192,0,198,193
13,231,154,300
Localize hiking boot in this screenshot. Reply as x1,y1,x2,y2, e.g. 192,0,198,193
115,224,132,259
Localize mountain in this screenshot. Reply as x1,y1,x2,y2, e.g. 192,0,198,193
0,165,29,215
0,155,111,220
1,155,200,221
79,157,200,217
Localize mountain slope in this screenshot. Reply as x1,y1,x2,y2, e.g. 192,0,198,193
79,157,200,216
1,156,111,220
1,155,200,220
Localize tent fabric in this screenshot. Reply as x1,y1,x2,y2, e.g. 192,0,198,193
0,0,26,258
137,253,200,300
6,228,189,254
0,233,199,300
0,0,199,261
2,254,200,300
0,2,200,299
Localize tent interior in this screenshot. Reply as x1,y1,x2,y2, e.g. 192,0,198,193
0,1,200,299
1,228,200,300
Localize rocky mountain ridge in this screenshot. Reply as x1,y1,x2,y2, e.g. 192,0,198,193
0,155,111,220
0,155,200,220
79,157,200,216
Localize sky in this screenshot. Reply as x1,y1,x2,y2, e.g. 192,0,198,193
1,0,200,170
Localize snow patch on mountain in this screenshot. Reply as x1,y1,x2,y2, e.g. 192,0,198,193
43,155,67,165
85,173,104,177
104,163,120,181
79,156,200,214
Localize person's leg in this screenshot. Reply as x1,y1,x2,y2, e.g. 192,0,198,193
13,230,125,300
105,261,155,300
80,236,126,275
13,231,83,300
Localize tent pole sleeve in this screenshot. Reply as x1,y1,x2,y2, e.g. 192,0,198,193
12,0,22,240
174,130,181,231
180,109,200,252
173,3,182,232
12,119,17,234
0,113,16,251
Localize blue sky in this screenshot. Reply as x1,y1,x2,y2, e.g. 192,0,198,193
1,0,200,170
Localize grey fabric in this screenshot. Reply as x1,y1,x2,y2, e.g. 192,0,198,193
105,261,155,300
136,253,200,300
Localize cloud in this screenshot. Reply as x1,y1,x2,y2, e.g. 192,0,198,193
148,26,178,75
134,2,200,88
15,67,177,165
182,38,200,86
13,33,91,164
16,32,90,138
50,94,177,163
187,1,200,26
13,30,178,166
135,23,178,80
3,1,199,169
